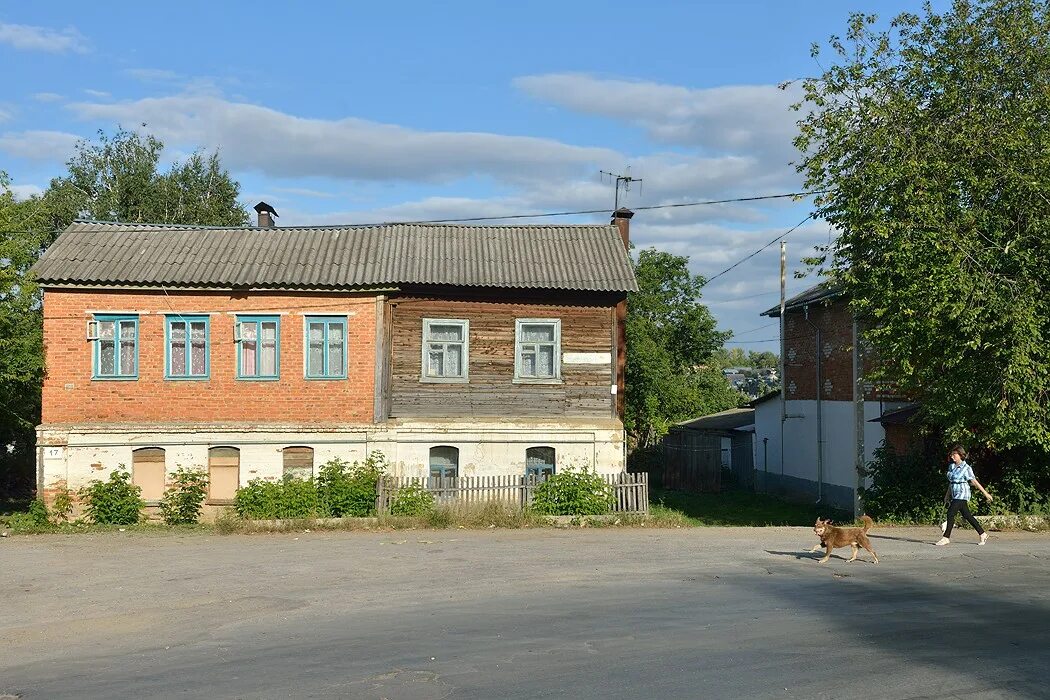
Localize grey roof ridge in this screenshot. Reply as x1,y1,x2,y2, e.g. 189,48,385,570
69,218,618,232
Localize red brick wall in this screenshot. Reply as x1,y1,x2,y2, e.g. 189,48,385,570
782,298,857,402
42,289,376,424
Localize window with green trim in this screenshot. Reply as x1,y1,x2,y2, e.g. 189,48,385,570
166,316,209,379
236,316,280,379
92,315,138,379
305,316,346,379
515,319,561,381
429,446,459,478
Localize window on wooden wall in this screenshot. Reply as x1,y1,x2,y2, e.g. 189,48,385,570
166,315,210,379
208,447,240,503
132,447,166,502
422,319,469,382
282,446,314,479
236,316,280,379
525,446,556,477
429,446,459,478
90,315,138,379
515,319,561,381
305,317,347,379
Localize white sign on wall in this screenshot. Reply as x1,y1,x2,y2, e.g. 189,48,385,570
563,352,612,365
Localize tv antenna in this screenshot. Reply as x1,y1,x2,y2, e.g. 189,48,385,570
600,167,642,210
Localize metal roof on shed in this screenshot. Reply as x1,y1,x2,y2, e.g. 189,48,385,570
32,220,638,293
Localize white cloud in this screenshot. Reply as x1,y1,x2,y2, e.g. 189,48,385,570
0,22,88,53
0,129,79,162
124,68,181,82
9,183,43,200
82,89,110,99
32,92,64,103
515,73,802,165
68,94,621,184
0,106,11,122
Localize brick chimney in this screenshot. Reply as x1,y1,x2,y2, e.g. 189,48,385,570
254,201,279,228
611,207,633,249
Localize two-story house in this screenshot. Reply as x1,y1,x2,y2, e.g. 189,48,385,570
32,205,637,506
754,282,909,514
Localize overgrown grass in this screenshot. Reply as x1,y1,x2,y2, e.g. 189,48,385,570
650,488,853,526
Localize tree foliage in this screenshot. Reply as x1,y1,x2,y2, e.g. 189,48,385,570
626,248,741,448
0,128,248,496
795,0,1050,450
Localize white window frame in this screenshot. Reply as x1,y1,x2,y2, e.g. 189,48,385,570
421,318,469,383
514,318,562,383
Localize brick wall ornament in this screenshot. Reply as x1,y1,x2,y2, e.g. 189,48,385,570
824,378,833,395
823,341,834,358
787,347,797,363
788,381,797,395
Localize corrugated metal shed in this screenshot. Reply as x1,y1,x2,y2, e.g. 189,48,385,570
674,407,755,432
32,220,638,293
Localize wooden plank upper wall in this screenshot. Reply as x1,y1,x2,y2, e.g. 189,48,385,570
389,296,614,418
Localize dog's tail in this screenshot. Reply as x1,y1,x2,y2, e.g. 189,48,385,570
861,514,874,532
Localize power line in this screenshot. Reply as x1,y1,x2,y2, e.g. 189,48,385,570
704,214,814,285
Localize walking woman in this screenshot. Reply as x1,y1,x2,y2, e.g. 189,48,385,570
936,445,993,546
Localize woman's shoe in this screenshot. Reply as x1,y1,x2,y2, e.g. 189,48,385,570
940,521,948,534
979,533,988,545
935,537,951,546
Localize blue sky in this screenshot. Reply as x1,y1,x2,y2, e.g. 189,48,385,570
0,1,941,348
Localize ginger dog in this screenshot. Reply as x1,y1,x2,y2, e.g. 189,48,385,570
810,515,879,564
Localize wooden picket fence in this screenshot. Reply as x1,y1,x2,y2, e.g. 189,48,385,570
376,472,649,515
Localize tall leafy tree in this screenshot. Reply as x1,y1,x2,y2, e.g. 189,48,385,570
626,248,740,448
795,0,1050,450
0,129,248,495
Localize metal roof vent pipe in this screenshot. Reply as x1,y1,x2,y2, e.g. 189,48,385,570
254,201,279,228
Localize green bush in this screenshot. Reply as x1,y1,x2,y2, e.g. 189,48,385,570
389,484,435,516
28,498,51,526
860,447,944,524
79,467,144,525
317,453,387,517
159,468,209,525
530,469,615,516
50,487,74,523
234,476,320,520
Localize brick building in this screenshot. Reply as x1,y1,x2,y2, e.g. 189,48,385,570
754,283,909,513
32,205,636,506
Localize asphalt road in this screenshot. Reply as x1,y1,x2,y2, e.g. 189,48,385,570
1,526,1048,699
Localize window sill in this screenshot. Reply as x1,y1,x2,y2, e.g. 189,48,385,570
304,375,348,381
165,376,210,381
206,499,236,506
420,376,469,384
91,376,139,381
513,377,564,385
236,376,281,382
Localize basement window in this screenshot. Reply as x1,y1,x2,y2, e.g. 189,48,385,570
429,446,459,479
166,315,210,379
92,315,138,379
132,447,166,503
282,446,314,480
525,446,556,478
208,447,240,503
236,316,280,380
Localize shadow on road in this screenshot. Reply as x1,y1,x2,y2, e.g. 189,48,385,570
741,553,1050,698
868,533,934,544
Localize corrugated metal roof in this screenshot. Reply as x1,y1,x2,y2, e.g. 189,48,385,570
32,220,638,292
761,281,842,317
674,407,755,432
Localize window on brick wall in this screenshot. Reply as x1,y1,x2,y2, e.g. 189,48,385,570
304,317,347,379
236,316,279,379
429,446,459,478
422,319,468,382
525,446,556,477
166,315,210,379
91,315,138,379
208,447,240,503
515,319,561,381
282,446,314,479
132,447,166,503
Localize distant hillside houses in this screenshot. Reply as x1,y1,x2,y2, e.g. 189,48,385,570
722,366,778,399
